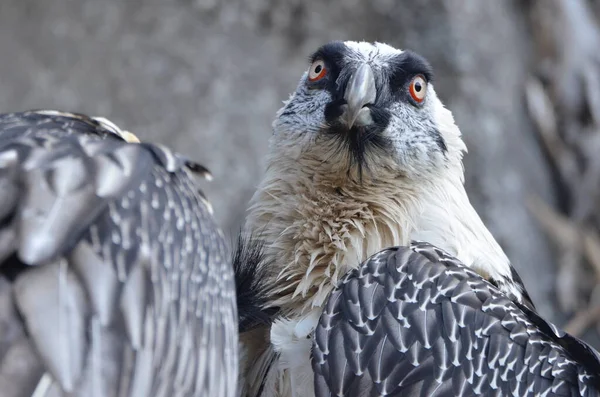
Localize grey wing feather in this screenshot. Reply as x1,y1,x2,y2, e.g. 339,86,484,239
0,111,238,397
312,241,600,397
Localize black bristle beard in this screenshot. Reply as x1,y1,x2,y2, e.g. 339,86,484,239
324,108,391,183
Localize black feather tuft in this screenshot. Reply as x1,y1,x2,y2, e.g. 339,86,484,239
388,50,434,89
324,117,392,183
233,232,279,333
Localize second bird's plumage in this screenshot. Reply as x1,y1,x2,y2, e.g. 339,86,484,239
0,110,238,397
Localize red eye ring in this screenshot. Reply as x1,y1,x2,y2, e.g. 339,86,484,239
308,60,327,82
409,75,427,103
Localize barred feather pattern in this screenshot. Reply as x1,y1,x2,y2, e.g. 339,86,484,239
0,111,237,397
312,241,600,397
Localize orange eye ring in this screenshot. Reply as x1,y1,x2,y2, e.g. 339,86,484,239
308,60,327,82
409,75,427,103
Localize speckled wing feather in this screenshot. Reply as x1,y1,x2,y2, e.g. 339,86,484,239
312,241,600,397
0,111,237,397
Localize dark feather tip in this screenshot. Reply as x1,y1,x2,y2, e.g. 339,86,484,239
185,160,213,181
0,253,29,283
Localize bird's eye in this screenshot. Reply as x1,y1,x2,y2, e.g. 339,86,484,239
308,60,327,82
409,75,427,103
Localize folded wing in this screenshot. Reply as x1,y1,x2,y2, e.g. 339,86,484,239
313,241,600,397
0,110,237,397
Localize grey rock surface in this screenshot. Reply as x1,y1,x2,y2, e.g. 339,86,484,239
0,0,561,323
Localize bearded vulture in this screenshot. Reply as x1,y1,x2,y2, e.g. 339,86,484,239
0,110,238,397
236,41,600,396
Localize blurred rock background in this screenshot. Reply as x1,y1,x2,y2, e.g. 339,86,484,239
1,0,599,348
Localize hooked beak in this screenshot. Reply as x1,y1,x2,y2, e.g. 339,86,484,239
343,63,376,129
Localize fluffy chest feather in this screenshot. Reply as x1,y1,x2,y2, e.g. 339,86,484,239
246,174,419,315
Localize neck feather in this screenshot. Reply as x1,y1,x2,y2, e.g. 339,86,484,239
245,154,513,314
410,173,512,282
